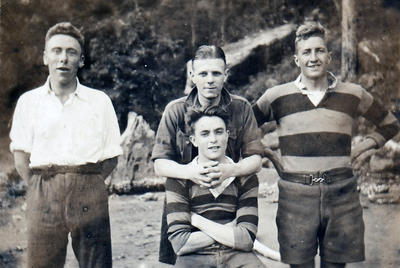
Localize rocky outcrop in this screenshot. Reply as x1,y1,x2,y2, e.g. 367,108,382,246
107,112,157,194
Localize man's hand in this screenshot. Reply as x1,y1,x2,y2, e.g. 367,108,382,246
351,138,378,170
188,160,220,188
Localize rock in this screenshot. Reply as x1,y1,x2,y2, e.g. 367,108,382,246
108,112,156,194
369,140,400,172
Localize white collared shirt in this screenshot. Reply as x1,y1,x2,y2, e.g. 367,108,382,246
10,77,122,167
294,72,337,106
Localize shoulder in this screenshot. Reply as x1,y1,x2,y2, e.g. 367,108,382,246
333,81,367,99
257,82,298,104
80,84,112,101
164,96,187,111
161,97,187,122
16,85,46,106
229,94,252,112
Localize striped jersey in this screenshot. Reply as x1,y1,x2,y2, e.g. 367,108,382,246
165,170,259,254
253,74,400,173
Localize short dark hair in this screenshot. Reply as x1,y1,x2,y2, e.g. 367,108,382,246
193,45,226,65
45,22,85,50
185,107,230,135
295,21,327,52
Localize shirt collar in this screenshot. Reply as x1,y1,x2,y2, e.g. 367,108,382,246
185,87,232,111
294,72,337,92
41,77,90,101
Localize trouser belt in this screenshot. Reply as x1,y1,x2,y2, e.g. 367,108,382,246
281,167,353,185
32,163,102,176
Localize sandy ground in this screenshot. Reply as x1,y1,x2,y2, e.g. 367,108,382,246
1,169,400,268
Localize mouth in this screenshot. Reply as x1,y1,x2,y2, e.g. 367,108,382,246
208,146,221,151
57,67,70,72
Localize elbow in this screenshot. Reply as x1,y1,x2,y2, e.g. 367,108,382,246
234,240,254,252
153,159,163,176
254,155,262,172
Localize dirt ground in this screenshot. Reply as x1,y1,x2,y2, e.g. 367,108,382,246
1,169,400,268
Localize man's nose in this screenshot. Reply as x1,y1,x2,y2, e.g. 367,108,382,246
209,133,217,142
310,51,318,61
206,73,214,83
59,50,68,63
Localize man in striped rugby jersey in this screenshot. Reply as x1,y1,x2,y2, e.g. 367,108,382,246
253,21,399,268
165,108,264,267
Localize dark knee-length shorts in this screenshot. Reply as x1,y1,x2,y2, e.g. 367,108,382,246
276,176,365,265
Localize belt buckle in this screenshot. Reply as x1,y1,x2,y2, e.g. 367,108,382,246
309,173,327,185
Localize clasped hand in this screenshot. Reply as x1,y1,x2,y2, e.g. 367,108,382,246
188,161,232,188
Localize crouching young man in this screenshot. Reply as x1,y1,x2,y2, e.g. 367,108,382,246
165,108,265,268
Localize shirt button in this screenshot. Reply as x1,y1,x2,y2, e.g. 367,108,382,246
82,206,88,212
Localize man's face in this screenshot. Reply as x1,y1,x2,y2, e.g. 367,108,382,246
294,36,331,80
191,58,227,101
190,116,229,162
43,34,83,85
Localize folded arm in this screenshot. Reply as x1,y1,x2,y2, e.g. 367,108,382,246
192,175,259,251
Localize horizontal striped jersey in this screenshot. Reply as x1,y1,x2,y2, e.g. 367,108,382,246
253,75,399,173
165,172,259,254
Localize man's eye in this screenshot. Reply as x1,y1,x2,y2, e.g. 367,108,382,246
199,72,207,77
52,48,61,54
303,50,310,55
212,72,222,76
67,50,78,56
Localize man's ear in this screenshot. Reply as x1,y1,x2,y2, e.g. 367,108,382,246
43,50,48,66
189,135,198,147
224,68,229,83
328,51,332,64
294,55,299,67
79,55,85,68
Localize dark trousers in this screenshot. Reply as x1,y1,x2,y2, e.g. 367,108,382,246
26,172,112,268
175,249,265,268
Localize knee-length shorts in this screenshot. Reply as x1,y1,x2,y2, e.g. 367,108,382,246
276,176,365,264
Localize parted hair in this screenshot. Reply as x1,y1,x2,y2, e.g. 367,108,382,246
185,107,230,135
193,45,226,65
45,22,85,50
295,21,327,52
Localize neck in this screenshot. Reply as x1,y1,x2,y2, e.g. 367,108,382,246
198,94,221,109
301,74,329,91
49,77,77,101
197,154,226,164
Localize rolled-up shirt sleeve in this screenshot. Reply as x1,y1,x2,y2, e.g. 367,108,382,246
10,94,34,154
151,102,180,161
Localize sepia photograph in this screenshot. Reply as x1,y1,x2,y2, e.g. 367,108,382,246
1,0,400,267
